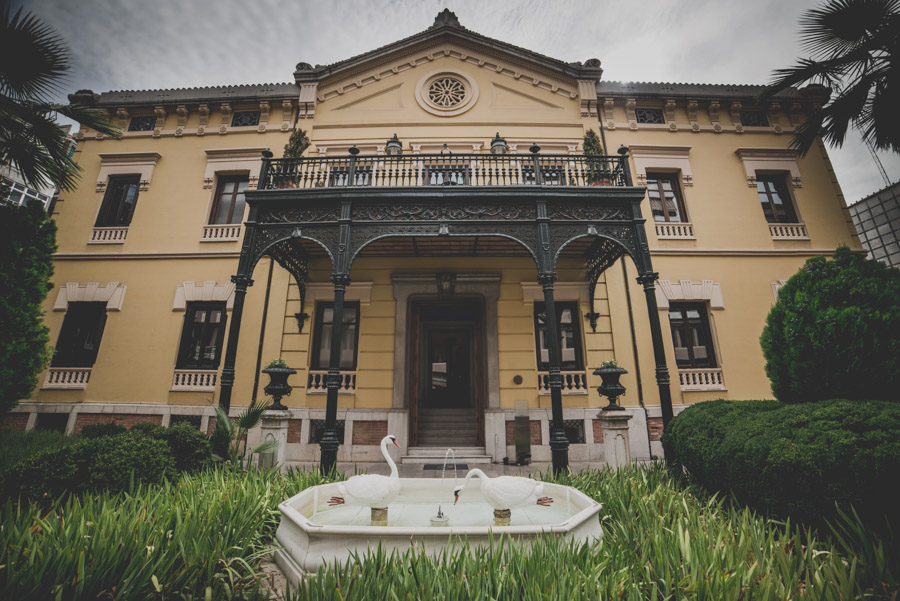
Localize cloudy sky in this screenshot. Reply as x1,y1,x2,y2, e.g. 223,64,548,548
15,0,898,203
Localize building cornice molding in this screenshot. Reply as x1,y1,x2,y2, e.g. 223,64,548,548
54,282,127,311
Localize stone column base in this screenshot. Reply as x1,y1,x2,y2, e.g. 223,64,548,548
259,409,292,467
597,409,634,469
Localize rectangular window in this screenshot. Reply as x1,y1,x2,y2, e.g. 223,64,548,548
635,108,665,124
231,111,260,127
128,116,157,132
52,302,107,367
740,111,769,127
176,302,227,369
646,172,687,223
95,175,140,227
208,175,249,224
3,178,51,209
311,302,360,370
534,302,583,371
668,302,717,369
756,173,798,223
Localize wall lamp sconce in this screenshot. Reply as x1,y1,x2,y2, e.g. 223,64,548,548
436,272,456,298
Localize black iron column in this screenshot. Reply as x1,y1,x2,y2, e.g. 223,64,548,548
535,190,568,475
637,271,674,426
539,273,570,476
320,272,349,474
219,273,254,413
320,198,353,474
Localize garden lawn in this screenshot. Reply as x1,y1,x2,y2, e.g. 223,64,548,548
2,464,896,600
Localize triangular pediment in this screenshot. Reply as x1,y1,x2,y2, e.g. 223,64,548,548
333,84,404,111
491,82,564,109
295,10,602,91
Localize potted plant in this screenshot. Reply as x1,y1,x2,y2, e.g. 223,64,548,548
582,129,611,186
594,359,627,410
262,357,296,410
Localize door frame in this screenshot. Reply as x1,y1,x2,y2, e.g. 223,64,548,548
407,298,485,447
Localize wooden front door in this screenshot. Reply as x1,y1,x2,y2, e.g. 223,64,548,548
408,300,484,447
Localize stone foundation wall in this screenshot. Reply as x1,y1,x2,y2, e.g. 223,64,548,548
1,413,29,431
73,413,163,434
504,420,542,445
352,420,388,445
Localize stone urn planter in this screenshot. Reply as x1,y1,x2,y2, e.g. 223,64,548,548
594,363,627,410
263,364,296,410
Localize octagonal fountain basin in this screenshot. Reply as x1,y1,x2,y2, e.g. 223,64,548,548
274,478,602,582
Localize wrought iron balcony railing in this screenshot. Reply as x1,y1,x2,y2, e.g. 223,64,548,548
259,153,628,190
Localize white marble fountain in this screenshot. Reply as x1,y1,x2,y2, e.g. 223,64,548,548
274,436,603,582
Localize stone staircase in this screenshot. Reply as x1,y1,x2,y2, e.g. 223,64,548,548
402,408,491,464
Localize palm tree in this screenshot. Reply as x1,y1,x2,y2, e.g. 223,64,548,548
0,7,118,192
761,0,899,155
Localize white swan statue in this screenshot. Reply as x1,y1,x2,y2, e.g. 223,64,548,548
453,468,552,510
328,435,401,509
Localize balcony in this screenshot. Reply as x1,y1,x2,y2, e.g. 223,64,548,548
43,367,91,389
769,223,808,240
678,368,726,391
307,370,356,394
538,371,589,395
260,153,628,190
171,370,218,392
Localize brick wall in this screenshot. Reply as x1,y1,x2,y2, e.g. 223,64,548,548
352,420,388,445
591,419,604,443
206,416,217,435
73,413,162,435
648,417,663,441
505,420,542,445
287,419,303,443
1,413,29,432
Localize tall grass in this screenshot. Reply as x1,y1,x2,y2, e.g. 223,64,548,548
295,465,899,600
1,466,337,600
0,429,76,471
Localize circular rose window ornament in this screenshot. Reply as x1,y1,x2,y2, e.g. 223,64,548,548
416,70,478,117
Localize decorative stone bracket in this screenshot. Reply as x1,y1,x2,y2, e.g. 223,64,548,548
54,282,127,311
172,281,236,310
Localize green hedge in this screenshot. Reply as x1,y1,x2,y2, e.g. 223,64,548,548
662,399,900,523
0,432,175,500
0,429,76,472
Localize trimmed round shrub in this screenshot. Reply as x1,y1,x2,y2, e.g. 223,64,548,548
663,399,900,523
158,422,212,472
130,421,166,437
87,433,175,492
79,421,127,439
760,246,900,402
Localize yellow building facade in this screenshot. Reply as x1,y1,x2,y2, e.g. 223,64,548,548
8,11,860,465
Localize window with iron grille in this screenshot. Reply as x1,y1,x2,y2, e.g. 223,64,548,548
52,302,107,367
311,302,360,370
308,420,346,444
756,173,798,223
561,419,586,444
646,172,687,223
209,175,249,224
170,414,202,428
95,175,140,227
128,116,157,132
668,302,717,369
740,111,769,127
176,302,228,369
534,302,584,371
635,108,665,124
35,413,68,432
231,111,260,127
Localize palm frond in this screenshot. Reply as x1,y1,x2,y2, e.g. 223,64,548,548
800,0,899,58
213,404,237,439
0,7,69,101
53,102,119,137
237,397,273,431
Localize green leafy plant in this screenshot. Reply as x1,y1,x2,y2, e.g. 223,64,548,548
0,7,119,192
0,466,338,600
760,246,900,402
212,398,278,465
264,357,289,369
0,201,56,421
582,128,609,185
282,128,310,159
78,421,127,439
0,429,75,472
